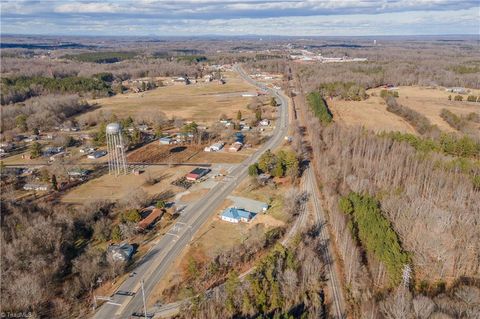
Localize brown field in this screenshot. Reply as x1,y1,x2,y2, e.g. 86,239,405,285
330,97,416,134
61,165,189,204
331,86,480,134
78,71,258,124
127,143,249,164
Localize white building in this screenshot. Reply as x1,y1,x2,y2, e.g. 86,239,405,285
204,141,224,152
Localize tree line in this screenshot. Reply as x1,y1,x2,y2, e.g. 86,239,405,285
62,51,137,63
306,92,332,124
339,192,410,286
381,131,480,160
1,76,111,105
385,96,437,135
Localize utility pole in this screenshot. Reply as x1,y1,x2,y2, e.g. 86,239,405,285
141,279,147,319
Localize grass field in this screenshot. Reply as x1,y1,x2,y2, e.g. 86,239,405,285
78,71,258,124
331,86,480,134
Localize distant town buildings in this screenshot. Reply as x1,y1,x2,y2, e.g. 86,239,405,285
289,49,367,63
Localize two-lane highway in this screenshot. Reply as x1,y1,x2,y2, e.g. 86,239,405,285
92,64,289,319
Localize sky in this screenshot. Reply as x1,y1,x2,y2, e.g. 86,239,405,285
1,0,479,37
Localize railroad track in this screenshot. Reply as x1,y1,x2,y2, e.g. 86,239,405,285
306,166,345,319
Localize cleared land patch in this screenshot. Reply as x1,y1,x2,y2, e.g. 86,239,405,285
127,143,248,164
61,165,188,204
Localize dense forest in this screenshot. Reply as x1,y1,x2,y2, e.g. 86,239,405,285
1,95,91,133
0,186,159,318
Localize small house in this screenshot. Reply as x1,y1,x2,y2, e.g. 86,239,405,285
204,141,224,152
446,87,468,94
107,243,134,262
43,146,64,156
137,208,163,230
221,207,256,223
79,147,96,154
137,124,149,132
24,135,39,142
49,151,66,161
228,142,243,152
23,183,49,191
68,168,90,178
186,167,211,181
80,134,93,140
159,137,173,145
87,150,107,159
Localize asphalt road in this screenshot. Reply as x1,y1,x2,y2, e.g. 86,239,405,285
92,64,289,319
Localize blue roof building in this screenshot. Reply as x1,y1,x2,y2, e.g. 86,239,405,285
221,207,256,223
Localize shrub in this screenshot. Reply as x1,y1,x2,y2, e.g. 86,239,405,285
467,95,477,102
248,163,259,176
155,200,166,209
111,225,122,241
30,141,42,158
380,89,399,99
121,209,141,223
454,95,463,101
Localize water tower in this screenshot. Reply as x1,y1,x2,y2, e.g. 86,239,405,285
106,123,128,175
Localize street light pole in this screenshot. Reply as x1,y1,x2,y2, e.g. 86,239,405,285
141,279,147,319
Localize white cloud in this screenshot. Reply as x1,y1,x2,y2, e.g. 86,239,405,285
54,2,122,14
